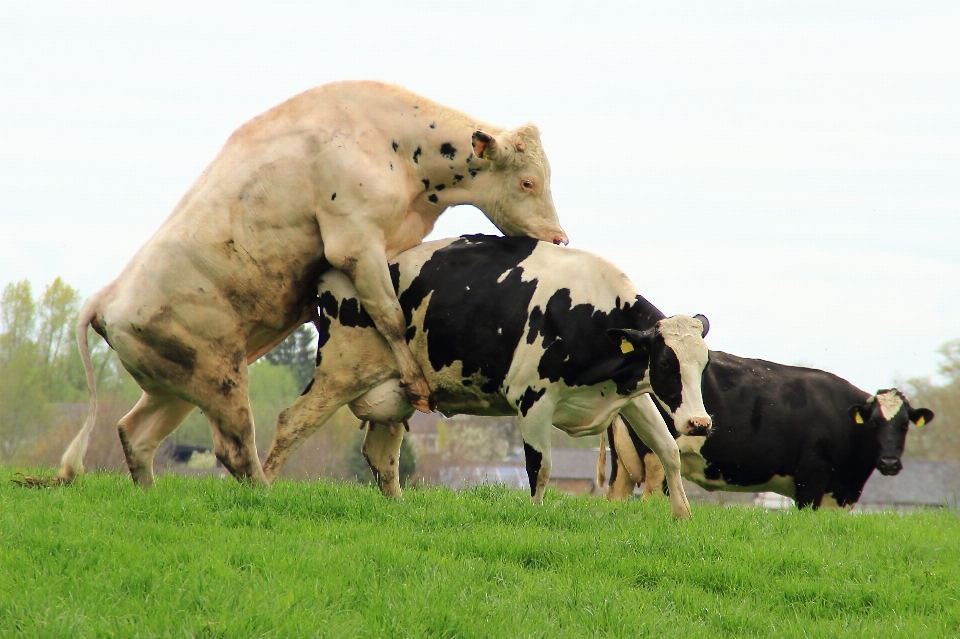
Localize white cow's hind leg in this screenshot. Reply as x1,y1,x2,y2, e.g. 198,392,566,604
619,395,691,519
117,389,196,487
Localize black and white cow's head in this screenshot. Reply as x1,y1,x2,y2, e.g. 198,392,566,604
848,389,934,476
609,314,712,436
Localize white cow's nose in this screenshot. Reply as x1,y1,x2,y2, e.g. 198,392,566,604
551,233,569,246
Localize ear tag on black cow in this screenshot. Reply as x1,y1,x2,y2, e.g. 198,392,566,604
854,412,864,424
620,337,634,354
915,416,926,428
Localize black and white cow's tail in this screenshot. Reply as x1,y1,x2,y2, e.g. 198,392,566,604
57,295,104,483
597,429,608,488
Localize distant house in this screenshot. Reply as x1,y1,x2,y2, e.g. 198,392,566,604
855,460,960,512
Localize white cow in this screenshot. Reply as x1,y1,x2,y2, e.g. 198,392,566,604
59,81,567,487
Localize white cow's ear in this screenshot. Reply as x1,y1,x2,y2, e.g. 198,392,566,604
472,130,503,162
607,328,654,355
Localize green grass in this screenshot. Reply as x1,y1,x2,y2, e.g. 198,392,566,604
1,469,959,638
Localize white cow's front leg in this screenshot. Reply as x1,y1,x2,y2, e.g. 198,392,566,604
516,393,555,505
619,395,692,519
323,238,432,413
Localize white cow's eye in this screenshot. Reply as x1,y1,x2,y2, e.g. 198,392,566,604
522,180,534,190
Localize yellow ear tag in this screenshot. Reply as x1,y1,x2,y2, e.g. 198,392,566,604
915,416,925,428
854,412,864,424
620,337,634,354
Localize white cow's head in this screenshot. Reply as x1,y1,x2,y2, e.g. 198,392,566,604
848,389,934,476
610,314,712,436
470,124,568,246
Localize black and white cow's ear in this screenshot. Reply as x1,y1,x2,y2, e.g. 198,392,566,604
908,407,934,428
693,314,710,338
847,405,871,425
472,130,503,162
607,328,655,355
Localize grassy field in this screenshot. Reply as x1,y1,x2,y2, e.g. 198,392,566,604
1,469,958,638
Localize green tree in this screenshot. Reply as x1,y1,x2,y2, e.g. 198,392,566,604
903,339,960,463
263,325,317,392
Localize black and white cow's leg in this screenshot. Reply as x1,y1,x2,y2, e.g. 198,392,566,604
360,421,406,498
619,395,692,519
516,396,555,504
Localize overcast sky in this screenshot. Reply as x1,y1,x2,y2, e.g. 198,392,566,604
2,2,958,393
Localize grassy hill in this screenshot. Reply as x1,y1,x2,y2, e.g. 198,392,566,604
2,469,958,638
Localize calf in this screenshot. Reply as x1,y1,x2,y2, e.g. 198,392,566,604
263,235,712,517
57,81,566,488
599,351,934,509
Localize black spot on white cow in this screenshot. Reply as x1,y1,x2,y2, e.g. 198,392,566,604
264,235,711,517
602,351,934,509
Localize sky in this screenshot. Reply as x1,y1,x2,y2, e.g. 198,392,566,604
1,1,958,393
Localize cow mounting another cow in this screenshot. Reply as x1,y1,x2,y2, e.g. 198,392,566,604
58,81,567,488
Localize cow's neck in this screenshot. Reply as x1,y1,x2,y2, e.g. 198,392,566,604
407,152,503,235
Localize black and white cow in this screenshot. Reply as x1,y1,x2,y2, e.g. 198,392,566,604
600,351,934,509
263,234,712,517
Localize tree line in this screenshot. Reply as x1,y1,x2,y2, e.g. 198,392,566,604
2,277,956,476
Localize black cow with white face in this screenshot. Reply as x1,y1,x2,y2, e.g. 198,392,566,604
263,235,711,517
601,351,934,509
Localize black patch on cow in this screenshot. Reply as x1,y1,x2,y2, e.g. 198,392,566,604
606,425,619,486
389,262,402,295
389,162,393,170
413,147,421,164
462,379,473,386
405,326,417,342
331,193,337,201
435,184,445,191
218,377,239,397
440,142,457,159
396,235,540,394
526,288,661,395
453,174,464,184
430,122,436,129
648,339,682,413
523,441,543,497
422,179,430,190
300,378,315,396
781,379,808,410
339,298,375,329
469,168,480,178
518,387,545,417
392,140,399,152
428,194,439,203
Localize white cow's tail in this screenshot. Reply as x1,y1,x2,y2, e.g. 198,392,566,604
597,429,608,488
57,295,104,482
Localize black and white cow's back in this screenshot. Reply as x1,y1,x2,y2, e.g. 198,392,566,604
602,351,935,509
266,235,711,517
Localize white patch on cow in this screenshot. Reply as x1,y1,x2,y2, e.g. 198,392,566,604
657,315,711,433
519,243,636,313
676,435,706,456
876,390,904,420
497,268,514,283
